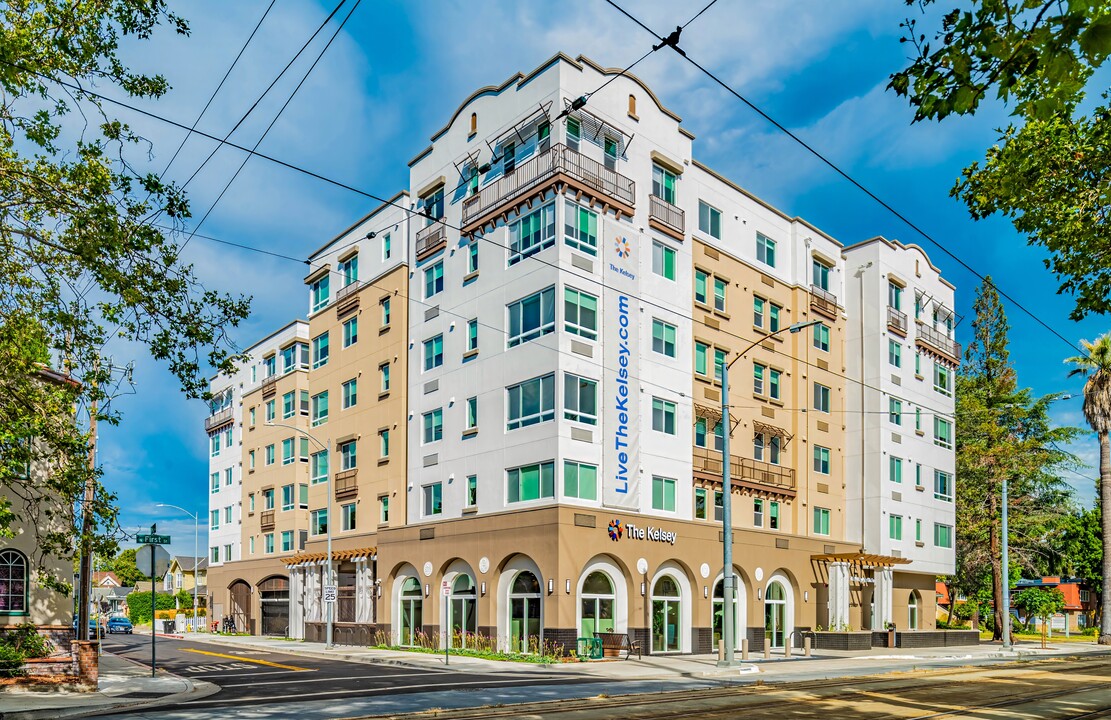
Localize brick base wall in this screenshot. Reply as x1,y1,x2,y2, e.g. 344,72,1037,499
72,640,98,688
692,626,713,655
543,627,577,654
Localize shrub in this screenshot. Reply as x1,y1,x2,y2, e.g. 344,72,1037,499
0,623,52,659
0,645,25,677
126,591,177,624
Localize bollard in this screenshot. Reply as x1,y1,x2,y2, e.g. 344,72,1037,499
718,639,724,662
784,637,792,658
741,638,749,661
804,636,812,657
764,638,771,659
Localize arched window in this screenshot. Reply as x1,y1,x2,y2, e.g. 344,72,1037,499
651,575,681,653
509,571,541,653
470,112,478,135
0,550,27,613
580,571,614,636
908,591,920,630
399,577,423,646
764,580,787,648
449,574,477,648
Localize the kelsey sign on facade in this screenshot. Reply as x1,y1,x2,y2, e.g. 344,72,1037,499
606,518,678,545
603,222,641,510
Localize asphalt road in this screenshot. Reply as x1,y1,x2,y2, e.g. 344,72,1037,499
99,632,640,716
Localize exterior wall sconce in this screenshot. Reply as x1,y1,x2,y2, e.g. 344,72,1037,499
640,582,646,596
565,579,571,594
757,588,762,601
480,582,486,596
704,586,709,598
424,584,430,597
804,591,809,602
547,578,554,594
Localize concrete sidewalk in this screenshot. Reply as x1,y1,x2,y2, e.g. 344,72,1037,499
0,651,218,720
149,630,1111,682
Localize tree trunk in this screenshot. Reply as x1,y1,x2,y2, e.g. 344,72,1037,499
991,513,1004,642
1099,432,1111,645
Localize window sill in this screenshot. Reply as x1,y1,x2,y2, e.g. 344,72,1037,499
915,373,924,381
462,506,478,515
463,270,480,284
462,427,479,438
378,391,391,401
462,349,479,360
915,484,925,492
915,429,925,437
713,309,731,321
768,397,784,407
378,522,390,529
378,457,390,466
694,301,713,313
379,325,391,335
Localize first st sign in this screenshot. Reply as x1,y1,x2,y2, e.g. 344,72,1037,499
137,534,171,545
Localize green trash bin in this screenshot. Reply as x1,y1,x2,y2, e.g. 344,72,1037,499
577,637,603,660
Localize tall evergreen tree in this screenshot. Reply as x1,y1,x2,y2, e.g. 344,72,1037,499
957,278,1077,641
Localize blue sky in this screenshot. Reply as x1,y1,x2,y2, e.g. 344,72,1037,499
99,0,1107,558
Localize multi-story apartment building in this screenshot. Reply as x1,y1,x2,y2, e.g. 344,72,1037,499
206,347,256,572
844,237,959,629
204,53,957,653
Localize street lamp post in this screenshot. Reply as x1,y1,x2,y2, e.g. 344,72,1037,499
155,503,199,631
717,319,821,667
267,422,332,649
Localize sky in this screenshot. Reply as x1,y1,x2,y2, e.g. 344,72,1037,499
90,0,1108,559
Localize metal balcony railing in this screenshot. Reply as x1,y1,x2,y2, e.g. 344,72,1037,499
261,373,278,398
260,510,275,530
415,220,447,259
809,285,838,318
649,194,684,237
204,406,234,431
336,280,364,302
887,306,908,334
461,143,635,228
692,447,796,492
915,320,961,361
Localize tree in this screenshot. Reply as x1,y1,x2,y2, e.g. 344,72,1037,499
1065,333,1111,643
890,1,1111,319
1012,587,1066,648
1051,507,1103,628
0,2,250,581
957,278,1078,642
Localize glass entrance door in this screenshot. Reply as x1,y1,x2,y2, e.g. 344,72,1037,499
579,571,615,637
399,577,423,646
764,581,786,649
509,572,541,653
712,578,740,647
651,575,681,653
449,574,477,648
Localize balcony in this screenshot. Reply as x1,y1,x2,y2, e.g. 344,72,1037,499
461,143,635,232
648,194,684,241
915,320,961,363
204,406,233,432
336,279,363,303
692,447,797,495
887,306,908,336
334,468,358,500
809,285,838,319
415,220,447,260
260,510,275,531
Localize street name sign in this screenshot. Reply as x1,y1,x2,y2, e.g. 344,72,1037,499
137,534,171,545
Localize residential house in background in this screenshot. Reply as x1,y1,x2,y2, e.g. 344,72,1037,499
163,556,208,598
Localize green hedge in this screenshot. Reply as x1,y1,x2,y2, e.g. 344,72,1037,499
126,591,178,624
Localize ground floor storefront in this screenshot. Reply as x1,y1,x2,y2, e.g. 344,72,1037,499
208,507,940,652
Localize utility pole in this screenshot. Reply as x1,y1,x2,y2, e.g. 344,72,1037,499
77,363,98,643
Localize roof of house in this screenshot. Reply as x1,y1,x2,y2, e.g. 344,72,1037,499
1014,576,1092,610
169,556,208,573
936,582,950,605
92,571,121,587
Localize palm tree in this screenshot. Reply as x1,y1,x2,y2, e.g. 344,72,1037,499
1066,333,1111,645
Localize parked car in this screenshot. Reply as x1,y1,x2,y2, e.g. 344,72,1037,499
72,616,105,638
107,616,133,634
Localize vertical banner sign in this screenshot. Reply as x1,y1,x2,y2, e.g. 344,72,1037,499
602,221,641,509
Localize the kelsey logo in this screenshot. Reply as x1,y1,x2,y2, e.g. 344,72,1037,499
614,236,631,259
607,519,624,542
605,518,677,545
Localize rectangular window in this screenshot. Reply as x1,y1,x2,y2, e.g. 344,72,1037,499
694,488,707,520
210,434,220,458
695,269,708,305
339,440,356,470
311,450,328,485
423,335,443,371
507,374,555,429
339,255,358,287
382,232,391,261
210,509,219,530
311,391,328,427
769,501,780,529
934,364,953,396
467,318,478,352
265,399,275,423
813,446,831,474
264,533,274,554
281,483,294,511
508,287,555,347
756,233,776,267
566,117,581,151
603,135,617,169
563,373,598,425
564,288,598,340
813,323,830,352
422,186,445,221
698,200,721,239
248,450,255,470
281,531,293,552
379,428,390,458
754,363,765,395
934,523,953,548
265,444,275,466
564,460,598,501
281,438,294,465
934,417,953,448
423,408,443,443
754,433,782,464
310,508,328,536
381,297,391,326
341,503,356,532
466,475,477,507
211,472,219,493
507,461,555,503
263,488,274,510
343,317,358,348
888,281,902,311
502,141,516,174
424,261,444,299
311,275,329,313
713,277,727,312
890,456,903,484
465,396,478,430
812,259,831,290
813,507,831,536
379,362,391,392
651,475,677,512
889,340,902,368
916,407,922,431
651,164,677,204
249,407,256,428
651,319,677,357
379,496,389,524
281,344,297,374
889,397,903,425
422,483,442,516
224,505,232,524
342,379,357,409
934,470,954,501
694,417,724,451
714,348,726,383
467,240,479,274
695,342,708,376
651,397,676,435
312,332,329,369
564,200,598,255
754,298,780,331
890,515,903,541
282,391,295,419
769,368,781,400
509,202,556,264
652,241,676,280
225,467,233,486
753,498,764,528
263,355,276,378
916,519,922,542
